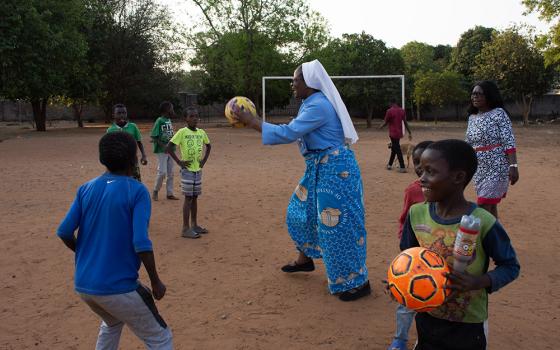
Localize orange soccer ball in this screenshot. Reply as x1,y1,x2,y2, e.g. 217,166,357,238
224,96,257,128
387,247,451,312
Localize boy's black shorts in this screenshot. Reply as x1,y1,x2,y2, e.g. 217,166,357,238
414,312,486,350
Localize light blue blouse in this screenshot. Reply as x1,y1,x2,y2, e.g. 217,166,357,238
262,92,345,155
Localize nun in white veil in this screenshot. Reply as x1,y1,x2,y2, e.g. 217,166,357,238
232,60,370,301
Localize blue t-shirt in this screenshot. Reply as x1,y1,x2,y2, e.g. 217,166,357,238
262,92,345,155
57,173,153,295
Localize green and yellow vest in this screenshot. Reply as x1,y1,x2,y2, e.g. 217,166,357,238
409,203,496,323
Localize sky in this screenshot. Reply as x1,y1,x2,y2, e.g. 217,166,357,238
160,0,552,49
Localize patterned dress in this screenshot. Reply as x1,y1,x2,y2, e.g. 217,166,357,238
286,145,368,294
465,108,516,204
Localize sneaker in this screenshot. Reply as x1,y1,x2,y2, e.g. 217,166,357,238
193,225,209,234
338,281,371,301
398,168,407,173
386,165,393,170
166,194,180,200
181,227,200,239
152,191,158,201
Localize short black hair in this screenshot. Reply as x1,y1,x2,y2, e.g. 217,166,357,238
99,132,137,173
413,140,434,154
183,106,199,116
426,139,478,186
113,103,126,113
159,101,173,114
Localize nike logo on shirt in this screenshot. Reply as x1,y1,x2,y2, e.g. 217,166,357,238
107,180,116,184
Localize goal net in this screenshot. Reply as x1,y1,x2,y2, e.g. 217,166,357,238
261,75,405,121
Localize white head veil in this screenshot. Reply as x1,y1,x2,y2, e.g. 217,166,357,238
302,59,359,144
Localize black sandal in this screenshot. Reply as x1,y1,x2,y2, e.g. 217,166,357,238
281,259,315,273
338,281,371,301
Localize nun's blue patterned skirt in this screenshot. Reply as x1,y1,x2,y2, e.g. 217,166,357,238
286,145,368,294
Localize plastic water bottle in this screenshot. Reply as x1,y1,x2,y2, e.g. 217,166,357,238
452,215,481,272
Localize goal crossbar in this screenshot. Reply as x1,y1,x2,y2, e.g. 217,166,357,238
262,75,405,121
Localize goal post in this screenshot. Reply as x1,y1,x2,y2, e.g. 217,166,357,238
261,75,405,122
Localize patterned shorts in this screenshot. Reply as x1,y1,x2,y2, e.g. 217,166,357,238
180,169,202,196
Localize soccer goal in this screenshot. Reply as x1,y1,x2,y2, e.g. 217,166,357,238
261,75,405,122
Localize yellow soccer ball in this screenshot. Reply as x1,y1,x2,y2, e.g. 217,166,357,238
224,96,257,128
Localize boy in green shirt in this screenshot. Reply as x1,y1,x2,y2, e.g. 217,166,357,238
167,107,211,238
106,104,147,181
151,101,178,201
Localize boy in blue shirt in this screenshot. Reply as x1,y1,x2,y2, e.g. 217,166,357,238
400,139,519,350
57,132,172,349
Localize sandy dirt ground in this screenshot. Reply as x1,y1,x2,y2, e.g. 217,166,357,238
0,120,559,349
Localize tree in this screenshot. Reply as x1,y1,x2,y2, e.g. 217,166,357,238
474,28,554,124
400,41,436,120
523,0,560,69
0,0,88,131
401,41,436,76
433,44,453,71
450,26,496,84
190,31,291,109
316,33,404,128
189,0,329,108
413,70,468,123
90,0,185,119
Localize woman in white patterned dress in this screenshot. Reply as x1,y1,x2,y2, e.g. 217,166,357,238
465,80,519,218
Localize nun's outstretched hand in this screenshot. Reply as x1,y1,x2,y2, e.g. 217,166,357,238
230,103,262,132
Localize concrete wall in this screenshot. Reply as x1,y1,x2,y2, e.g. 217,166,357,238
414,94,560,122
0,100,105,123
4,94,559,123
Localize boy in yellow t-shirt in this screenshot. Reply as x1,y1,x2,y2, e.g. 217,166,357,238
167,107,211,239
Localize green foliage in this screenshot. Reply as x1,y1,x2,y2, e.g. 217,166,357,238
414,70,467,106
316,32,404,127
523,0,560,20
474,28,554,123
450,26,496,84
401,41,436,77
191,31,290,108
413,70,468,120
0,0,88,130
523,0,560,69
433,45,453,71
86,0,186,119
189,0,329,108
400,41,452,118
0,0,184,129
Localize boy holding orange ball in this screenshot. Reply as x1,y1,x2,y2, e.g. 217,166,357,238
399,139,519,350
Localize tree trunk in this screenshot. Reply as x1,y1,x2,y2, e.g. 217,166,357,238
72,103,84,128
521,95,533,126
31,98,47,131
366,105,373,128
517,95,533,126
416,101,421,121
